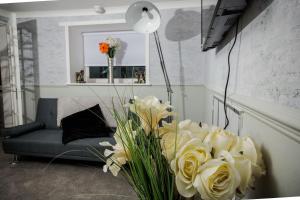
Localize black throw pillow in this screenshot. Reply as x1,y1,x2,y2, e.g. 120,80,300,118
61,104,113,144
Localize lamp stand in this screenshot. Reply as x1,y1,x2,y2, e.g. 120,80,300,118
153,31,173,105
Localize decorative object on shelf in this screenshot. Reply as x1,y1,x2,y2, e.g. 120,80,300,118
107,57,114,83
75,70,85,83
126,1,173,104
99,37,121,83
97,96,266,200
94,5,106,14
134,70,145,84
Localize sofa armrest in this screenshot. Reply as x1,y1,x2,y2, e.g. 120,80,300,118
1,121,45,138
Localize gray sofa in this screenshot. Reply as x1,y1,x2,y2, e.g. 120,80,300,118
1,98,115,162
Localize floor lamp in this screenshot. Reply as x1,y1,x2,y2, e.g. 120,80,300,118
126,1,173,105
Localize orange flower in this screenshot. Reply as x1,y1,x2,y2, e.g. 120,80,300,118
99,42,109,54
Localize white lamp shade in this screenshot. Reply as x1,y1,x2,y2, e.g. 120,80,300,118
125,1,161,33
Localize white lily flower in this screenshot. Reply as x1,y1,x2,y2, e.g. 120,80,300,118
104,149,114,157
99,141,113,147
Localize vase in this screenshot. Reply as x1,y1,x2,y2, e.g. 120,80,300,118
108,57,114,83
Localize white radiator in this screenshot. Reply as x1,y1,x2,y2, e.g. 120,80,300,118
209,92,300,198
212,95,243,135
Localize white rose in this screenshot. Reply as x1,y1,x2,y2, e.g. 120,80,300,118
129,96,173,135
233,155,252,196
159,120,209,162
193,153,240,200
158,120,177,137
159,120,195,161
217,150,252,196
230,136,266,195
171,138,211,198
230,137,265,175
160,129,192,162
179,120,209,141
203,127,237,157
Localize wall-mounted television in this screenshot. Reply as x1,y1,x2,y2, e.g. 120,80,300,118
201,0,247,51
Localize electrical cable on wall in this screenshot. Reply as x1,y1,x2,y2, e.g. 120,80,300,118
224,18,240,130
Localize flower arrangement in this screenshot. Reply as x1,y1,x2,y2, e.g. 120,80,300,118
99,96,265,200
99,36,120,58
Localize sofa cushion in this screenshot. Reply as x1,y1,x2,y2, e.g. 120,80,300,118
57,96,128,127
2,129,115,160
36,98,58,129
61,104,113,144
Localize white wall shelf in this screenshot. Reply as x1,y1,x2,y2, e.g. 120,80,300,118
67,83,152,86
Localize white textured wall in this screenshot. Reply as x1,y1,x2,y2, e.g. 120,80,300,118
38,85,205,123
201,1,300,197
18,7,204,86
17,0,300,113
18,14,124,85
16,7,204,124
204,0,300,110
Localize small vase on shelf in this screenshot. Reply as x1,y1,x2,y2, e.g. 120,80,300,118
108,57,114,84
99,36,120,84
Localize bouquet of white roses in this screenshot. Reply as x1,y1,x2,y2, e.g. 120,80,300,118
99,96,265,200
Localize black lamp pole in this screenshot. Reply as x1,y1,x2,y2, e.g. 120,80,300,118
153,31,173,105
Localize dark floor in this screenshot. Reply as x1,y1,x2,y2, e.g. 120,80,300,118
0,142,137,200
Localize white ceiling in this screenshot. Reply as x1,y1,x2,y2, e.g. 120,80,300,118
0,0,195,12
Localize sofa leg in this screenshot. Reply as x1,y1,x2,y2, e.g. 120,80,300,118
10,155,19,165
